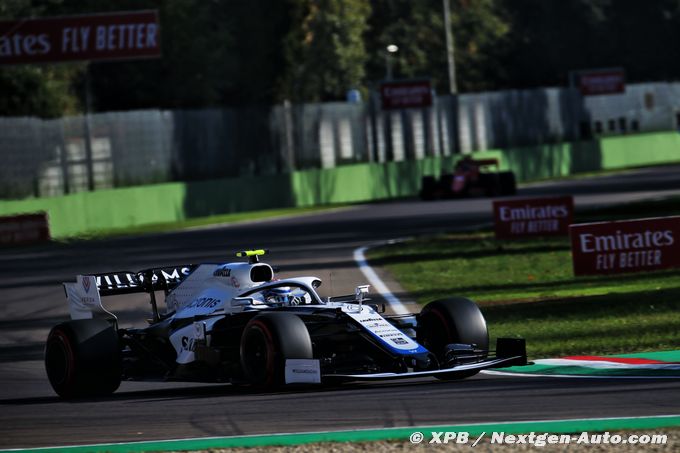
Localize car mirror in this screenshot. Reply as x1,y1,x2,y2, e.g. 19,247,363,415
232,297,256,306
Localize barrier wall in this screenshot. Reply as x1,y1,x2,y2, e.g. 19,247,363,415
1,132,678,238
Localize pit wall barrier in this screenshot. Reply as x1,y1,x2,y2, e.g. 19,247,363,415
1,131,679,238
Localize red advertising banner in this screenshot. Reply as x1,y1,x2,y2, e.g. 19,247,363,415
0,10,160,65
570,216,680,276
576,69,625,96
380,80,432,110
493,196,574,239
0,212,50,245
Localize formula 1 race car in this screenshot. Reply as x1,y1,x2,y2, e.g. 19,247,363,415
45,250,526,398
420,157,517,200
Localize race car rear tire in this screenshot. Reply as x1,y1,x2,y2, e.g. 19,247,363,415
420,176,437,200
239,313,313,388
44,319,121,398
478,173,501,197
417,298,489,380
498,171,517,196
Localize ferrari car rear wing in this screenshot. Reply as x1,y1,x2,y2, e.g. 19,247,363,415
93,265,197,296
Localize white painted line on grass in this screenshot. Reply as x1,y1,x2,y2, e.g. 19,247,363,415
352,223,492,315
353,243,410,315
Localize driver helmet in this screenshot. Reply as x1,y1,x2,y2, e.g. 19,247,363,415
264,287,306,306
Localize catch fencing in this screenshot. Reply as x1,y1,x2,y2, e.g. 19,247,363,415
1,81,679,199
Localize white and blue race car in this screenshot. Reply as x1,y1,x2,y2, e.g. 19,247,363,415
45,250,526,398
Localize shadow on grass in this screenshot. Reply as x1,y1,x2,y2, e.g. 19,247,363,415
403,270,680,301
484,288,680,356
370,243,571,267
482,287,680,322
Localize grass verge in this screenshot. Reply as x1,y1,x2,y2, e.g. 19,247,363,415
60,205,347,240
368,197,680,358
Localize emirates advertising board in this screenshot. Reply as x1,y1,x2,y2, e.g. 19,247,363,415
0,10,160,65
380,80,432,110
570,68,625,96
570,216,680,276
0,213,50,245
493,196,574,239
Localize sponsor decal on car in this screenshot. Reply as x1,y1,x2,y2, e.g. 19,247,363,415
77,276,98,305
344,305,427,355
187,297,221,309
180,336,197,352
493,196,573,239
569,216,680,275
285,359,321,384
213,266,232,277
95,266,193,290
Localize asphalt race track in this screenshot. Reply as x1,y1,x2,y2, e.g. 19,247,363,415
1,166,680,449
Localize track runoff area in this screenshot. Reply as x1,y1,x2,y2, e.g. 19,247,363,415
3,168,680,452
0,415,676,452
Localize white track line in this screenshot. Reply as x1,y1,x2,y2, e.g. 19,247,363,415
352,223,492,315
353,244,410,315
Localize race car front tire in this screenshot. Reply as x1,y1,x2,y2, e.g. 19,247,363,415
417,297,489,380
44,319,121,398
239,313,313,388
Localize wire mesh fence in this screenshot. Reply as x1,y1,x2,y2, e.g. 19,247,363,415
1,82,679,200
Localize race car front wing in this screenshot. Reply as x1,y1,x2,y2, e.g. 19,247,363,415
322,355,525,381
322,338,528,382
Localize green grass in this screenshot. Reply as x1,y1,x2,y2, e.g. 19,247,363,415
369,196,680,358
60,205,346,240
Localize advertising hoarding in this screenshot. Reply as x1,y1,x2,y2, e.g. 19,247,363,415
570,216,680,275
0,212,50,245
0,10,160,65
493,196,574,239
380,80,432,110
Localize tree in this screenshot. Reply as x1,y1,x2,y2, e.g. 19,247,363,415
364,0,510,94
278,0,371,102
88,0,236,110
499,0,612,88
0,0,81,117
498,0,680,88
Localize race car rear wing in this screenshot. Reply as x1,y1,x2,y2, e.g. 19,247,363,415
94,265,198,296
64,264,198,323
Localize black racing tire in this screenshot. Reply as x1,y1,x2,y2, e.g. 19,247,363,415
499,171,517,196
420,176,437,200
44,319,121,398
440,174,460,197
417,298,489,380
478,173,501,197
239,313,313,388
